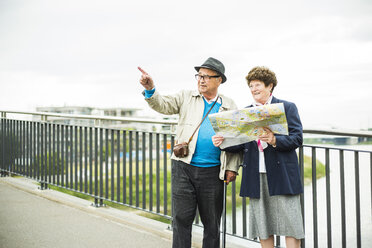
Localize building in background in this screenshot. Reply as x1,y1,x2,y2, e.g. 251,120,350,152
35,106,177,133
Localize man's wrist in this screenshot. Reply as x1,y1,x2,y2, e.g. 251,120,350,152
144,87,155,98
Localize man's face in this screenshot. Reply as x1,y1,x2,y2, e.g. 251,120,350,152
196,68,222,96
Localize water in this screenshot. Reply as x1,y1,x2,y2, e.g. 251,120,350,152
225,144,372,247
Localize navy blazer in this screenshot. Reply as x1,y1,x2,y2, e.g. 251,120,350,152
224,97,303,198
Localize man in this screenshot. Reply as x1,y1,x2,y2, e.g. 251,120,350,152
138,57,241,248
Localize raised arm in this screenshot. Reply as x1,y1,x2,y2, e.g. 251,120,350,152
138,66,183,115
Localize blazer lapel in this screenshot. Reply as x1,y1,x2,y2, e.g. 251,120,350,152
271,96,280,104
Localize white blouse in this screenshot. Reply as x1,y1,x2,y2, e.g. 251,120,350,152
252,95,273,173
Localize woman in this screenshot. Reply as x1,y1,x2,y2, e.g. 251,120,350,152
213,66,304,248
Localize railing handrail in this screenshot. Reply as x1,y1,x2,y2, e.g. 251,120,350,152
0,109,178,125
303,128,372,138
2,109,372,138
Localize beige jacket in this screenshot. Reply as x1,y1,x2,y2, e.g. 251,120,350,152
145,89,242,180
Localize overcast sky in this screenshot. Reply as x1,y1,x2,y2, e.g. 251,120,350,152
1,0,371,130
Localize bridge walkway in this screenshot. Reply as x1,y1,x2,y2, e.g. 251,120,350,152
0,177,253,248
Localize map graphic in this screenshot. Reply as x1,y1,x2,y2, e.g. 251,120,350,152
208,103,289,148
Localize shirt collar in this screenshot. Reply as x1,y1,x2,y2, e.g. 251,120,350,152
192,90,223,105
203,94,221,104
253,95,273,106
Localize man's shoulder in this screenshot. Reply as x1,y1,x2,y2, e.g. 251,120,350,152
218,93,232,100
219,93,237,107
174,90,199,100
182,89,198,95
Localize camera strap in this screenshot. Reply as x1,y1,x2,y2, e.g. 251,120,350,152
186,96,220,145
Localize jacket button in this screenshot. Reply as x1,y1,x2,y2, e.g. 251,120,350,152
277,161,280,165
244,149,249,153
242,164,247,168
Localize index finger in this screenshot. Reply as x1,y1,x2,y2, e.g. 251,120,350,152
137,66,148,75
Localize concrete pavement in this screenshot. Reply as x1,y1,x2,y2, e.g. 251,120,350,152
0,176,253,248
0,177,174,248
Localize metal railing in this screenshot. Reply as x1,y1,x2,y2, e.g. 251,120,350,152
1,110,371,248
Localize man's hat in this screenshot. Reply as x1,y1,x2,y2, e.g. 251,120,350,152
194,57,227,83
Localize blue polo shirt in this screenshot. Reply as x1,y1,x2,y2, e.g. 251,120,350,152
190,97,221,167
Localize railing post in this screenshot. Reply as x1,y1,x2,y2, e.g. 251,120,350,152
91,197,105,208
169,135,175,231
325,148,332,248
298,146,305,248
170,124,176,134
1,113,5,177
163,134,168,216
39,182,49,190
92,127,104,208
94,119,101,127
311,147,318,248
232,180,236,235
39,115,48,190
142,132,146,210
94,118,103,207
339,150,346,248
41,115,47,122
354,151,361,248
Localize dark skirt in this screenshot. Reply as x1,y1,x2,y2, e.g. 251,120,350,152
249,174,305,240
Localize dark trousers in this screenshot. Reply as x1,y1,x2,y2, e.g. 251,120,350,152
171,160,223,248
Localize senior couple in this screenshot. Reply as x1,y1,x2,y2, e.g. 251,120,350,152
138,57,304,248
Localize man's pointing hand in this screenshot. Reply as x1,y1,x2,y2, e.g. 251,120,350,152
138,67,154,90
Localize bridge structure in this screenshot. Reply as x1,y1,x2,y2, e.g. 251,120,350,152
1,110,372,248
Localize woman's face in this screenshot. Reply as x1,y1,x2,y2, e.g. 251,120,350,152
249,80,273,105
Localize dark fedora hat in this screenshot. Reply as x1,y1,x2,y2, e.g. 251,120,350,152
194,57,227,83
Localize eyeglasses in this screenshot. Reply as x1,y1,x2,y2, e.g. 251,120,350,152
248,82,265,89
195,74,220,81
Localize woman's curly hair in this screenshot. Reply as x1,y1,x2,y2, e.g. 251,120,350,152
246,66,277,92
